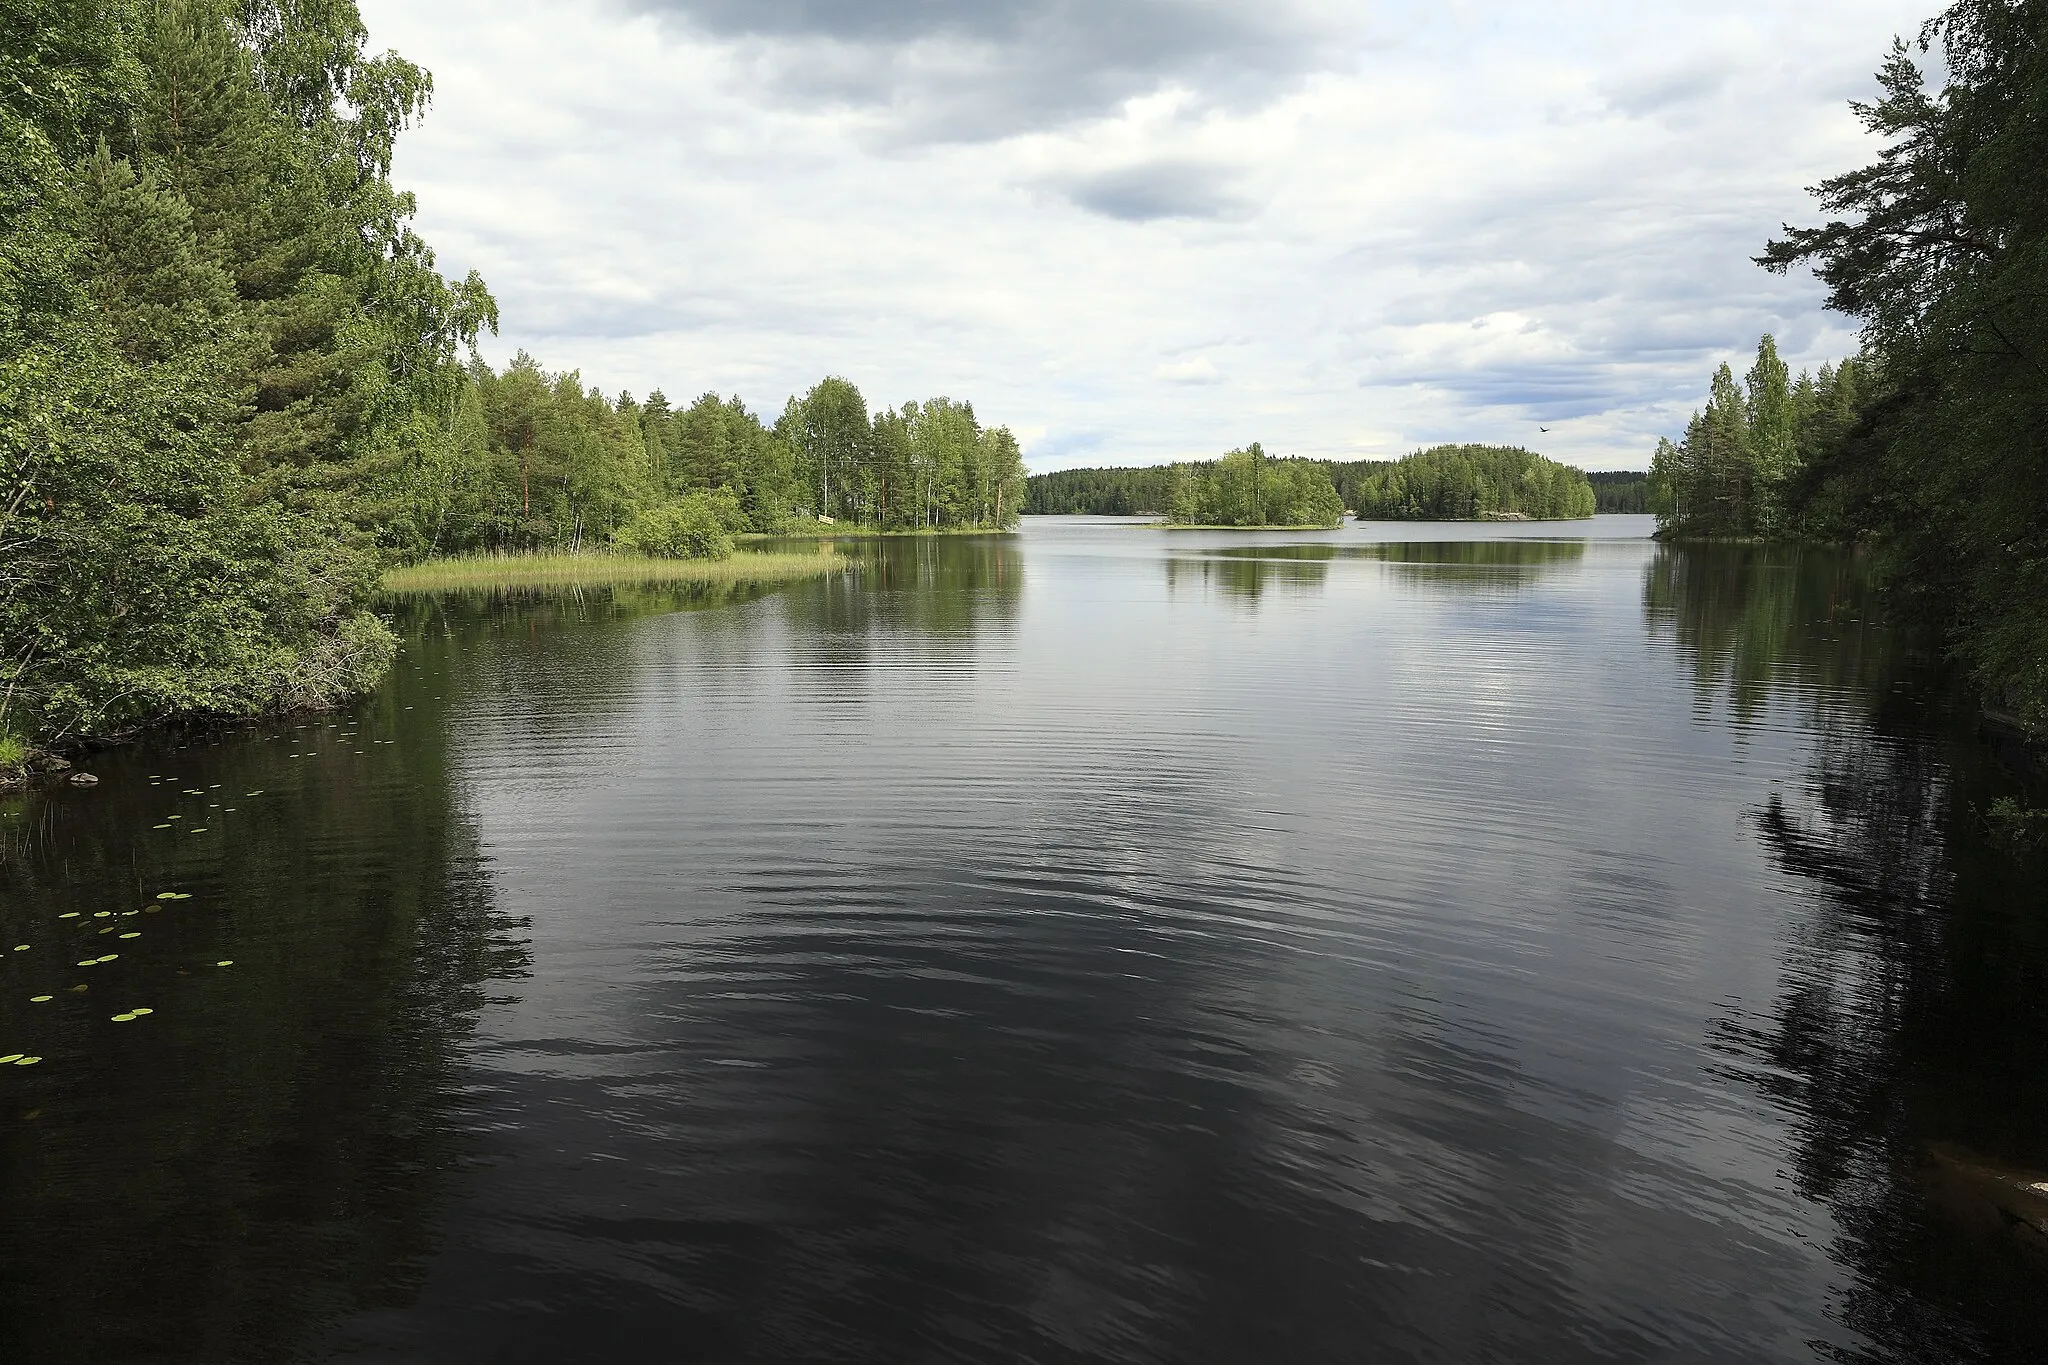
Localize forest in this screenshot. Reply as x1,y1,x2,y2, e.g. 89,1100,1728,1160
1027,447,1602,521
0,1,1021,768
1646,336,1867,539
1164,445,1345,527
1348,446,1596,520
1644,0,2046,725
1587,472,1650,514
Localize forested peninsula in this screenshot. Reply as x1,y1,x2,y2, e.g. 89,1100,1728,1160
1028,444,1597,522
1647,0,2047,730
0,1,1022,779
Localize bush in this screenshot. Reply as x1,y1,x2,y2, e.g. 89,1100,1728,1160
613,495,736,560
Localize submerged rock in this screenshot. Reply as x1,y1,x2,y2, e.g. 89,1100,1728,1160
68,771,100,787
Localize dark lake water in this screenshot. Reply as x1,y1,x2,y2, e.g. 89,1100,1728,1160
4,516,2047,1364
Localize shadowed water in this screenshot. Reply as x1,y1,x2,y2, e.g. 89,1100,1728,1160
2,516,2044,1363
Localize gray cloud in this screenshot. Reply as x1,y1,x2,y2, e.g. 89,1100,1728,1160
1060,158,1248,221
617,0,1352,140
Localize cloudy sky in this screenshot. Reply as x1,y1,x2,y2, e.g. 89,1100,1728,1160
357,0,1931,472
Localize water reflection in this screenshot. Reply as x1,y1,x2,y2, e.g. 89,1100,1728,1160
1165,552,1331,602
1643,543,1911,721
0,645,528,1365
7,530,2048,1363
1651,543,2048,1362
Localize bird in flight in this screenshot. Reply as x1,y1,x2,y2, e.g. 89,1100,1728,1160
1538,426,1551,432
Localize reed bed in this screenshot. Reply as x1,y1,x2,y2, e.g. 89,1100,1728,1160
381,549,846,593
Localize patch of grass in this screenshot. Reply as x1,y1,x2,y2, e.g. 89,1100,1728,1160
380,549,845,593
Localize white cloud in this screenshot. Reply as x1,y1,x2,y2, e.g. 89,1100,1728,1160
1156,356,1223,385
360,0,1929,471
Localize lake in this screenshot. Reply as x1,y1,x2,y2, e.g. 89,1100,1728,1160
3,515,2045,1364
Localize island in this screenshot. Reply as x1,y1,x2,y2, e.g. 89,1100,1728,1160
1163,444,1346,529
1348,445,1596,521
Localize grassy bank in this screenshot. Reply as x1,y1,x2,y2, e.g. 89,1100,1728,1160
381,549,846,593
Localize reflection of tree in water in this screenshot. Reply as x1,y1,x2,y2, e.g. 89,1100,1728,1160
1166,552,1331,603
1356,539,1586,594
774,538,1024,697
0,643,530,1363
1655,544,2048,1362
1643,543,1913,722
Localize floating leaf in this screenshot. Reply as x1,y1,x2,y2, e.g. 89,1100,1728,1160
30,996,52,1003
155,893,188,901
119,933,139,940
12,945,27,952
94,911,111,918
132,1008,152,1016
111,1013,136,1023
96,954,116,963
215,960,234,967
57,913,78,919
15,1057,41,1066
153,824,171,830
189,828,208,834
76,960,96,967
0,1054,20,1064
68,985,87,993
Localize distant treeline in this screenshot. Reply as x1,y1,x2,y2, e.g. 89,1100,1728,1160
1587,471,1650,514
1030,444,1598,521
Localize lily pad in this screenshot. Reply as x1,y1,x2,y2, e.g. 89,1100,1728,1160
30,996,52,1003
76,960,97,967
95,954,117,963
119,933,139,940
0,1054,20,1064
15,1057,41,1065
131,1008,152,1016
153,824,172,830
215,960,234,967
94,911,111,918
111,1013,136,1023
12,945,27,952
57,913,79,919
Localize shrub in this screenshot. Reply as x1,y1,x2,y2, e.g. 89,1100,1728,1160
613,495,736,560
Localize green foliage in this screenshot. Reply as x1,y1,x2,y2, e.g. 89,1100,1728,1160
0,0,488,747
1758,0,2048,725
1165,444,1344,527
613,494,736,560
1351,445,1596,520
1646,337,1868,538
1985,797,2048,852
